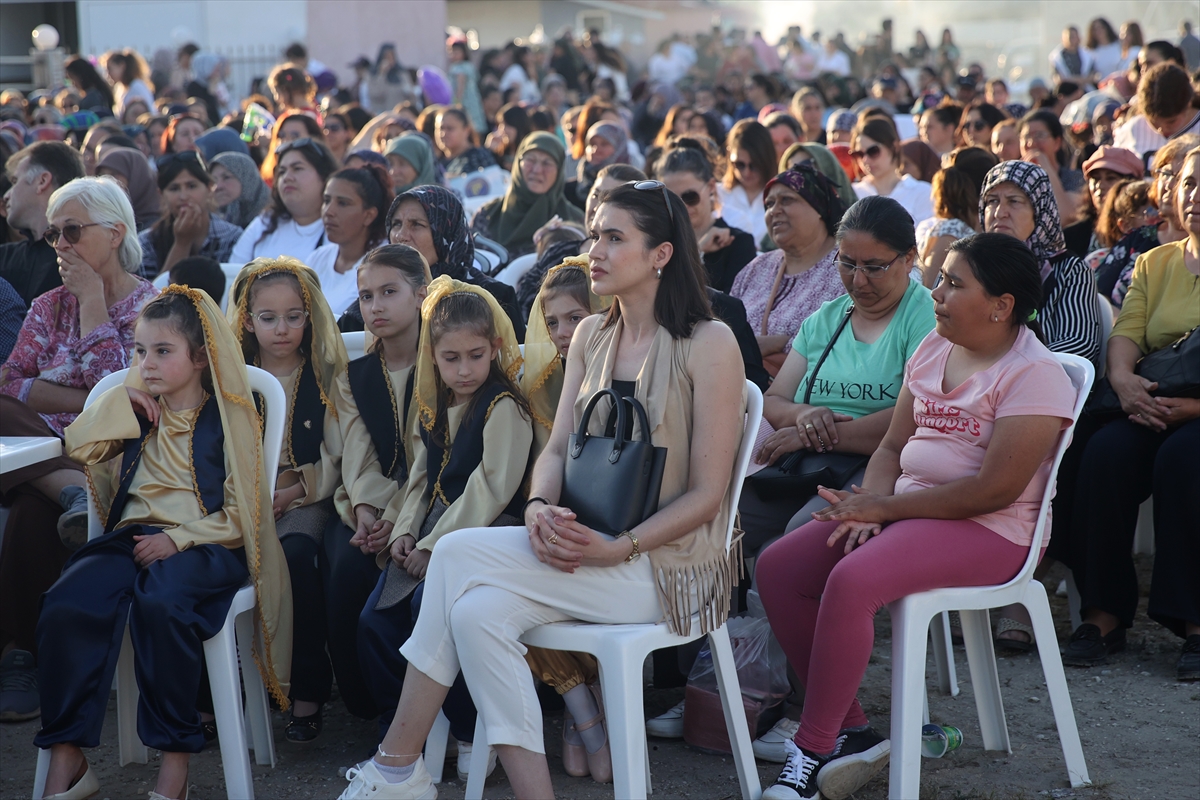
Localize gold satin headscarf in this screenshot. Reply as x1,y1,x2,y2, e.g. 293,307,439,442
226,256,348,419
521,255,609,450
96,285,294,709
415,276,523,433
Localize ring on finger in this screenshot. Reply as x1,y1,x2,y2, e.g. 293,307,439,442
805,423,815,430
547,533,559,545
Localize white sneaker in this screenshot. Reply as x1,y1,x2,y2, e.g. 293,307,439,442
646,699,686,738
753,716,801,762
337,756,437,800
455,740,497,783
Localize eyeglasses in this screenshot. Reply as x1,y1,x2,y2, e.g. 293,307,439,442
1155,168,1177,183
519,153,557,173
44,223,102,247
275,137,316,157
679,190,702,207
250,310,309,329
732,160,756,172
849,144,883,160
632,180,675,224
834,250,904,278
156,150,206,172
967,119,990,132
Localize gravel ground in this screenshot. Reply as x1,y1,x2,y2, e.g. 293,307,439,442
3,557,1197,800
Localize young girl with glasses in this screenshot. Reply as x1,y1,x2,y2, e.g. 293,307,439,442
227,258,348,743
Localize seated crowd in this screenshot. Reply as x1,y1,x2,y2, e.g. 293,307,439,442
0,18,1197,800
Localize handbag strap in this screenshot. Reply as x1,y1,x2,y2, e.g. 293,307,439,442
802,303,855,405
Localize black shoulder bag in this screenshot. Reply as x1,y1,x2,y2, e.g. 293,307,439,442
559,388,668,535
748,304,871,502
1085,325,1200,420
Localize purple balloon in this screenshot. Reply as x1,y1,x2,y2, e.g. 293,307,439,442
418,66,452,106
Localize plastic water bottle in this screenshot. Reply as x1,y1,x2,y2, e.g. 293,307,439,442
920,724,963,758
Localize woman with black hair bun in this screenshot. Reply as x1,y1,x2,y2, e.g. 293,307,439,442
657,139,756,293
139,151,244,278
307,164,395,315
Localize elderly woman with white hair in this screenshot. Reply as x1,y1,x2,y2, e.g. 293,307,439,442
0,176,157,723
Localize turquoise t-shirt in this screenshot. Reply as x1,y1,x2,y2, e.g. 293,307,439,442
792,279,935,418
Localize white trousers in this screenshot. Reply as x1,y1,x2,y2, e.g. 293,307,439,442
400,526,660,753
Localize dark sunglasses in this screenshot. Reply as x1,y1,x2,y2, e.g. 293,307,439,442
732,160,756,172
156,150,206,172
849,144,883,160
323,123,346,134
632,180,676,224
275,136,317,157
679,190,702,207
44,222,102,247
967,119,990,132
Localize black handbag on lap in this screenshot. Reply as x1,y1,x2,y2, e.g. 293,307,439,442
1085,325,1200,419
748,304,870,502
559,388,667,535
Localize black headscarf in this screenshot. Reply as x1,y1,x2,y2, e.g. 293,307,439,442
386,184,475,278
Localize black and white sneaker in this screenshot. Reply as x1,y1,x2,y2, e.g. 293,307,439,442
762,739,829,800
817,727,890,799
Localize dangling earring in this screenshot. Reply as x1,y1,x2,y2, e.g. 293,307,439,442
655,268,662,280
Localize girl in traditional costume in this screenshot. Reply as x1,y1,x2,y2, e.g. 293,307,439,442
323,244,429,725
227,257,347,742
36,286,290,800
520,257,615,782
358,276,532,780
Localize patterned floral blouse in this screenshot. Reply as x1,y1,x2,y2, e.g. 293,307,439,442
0,280,158,436
730,248,846,346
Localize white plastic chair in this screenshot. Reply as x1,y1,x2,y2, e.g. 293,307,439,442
459,381,765,800
886,354,1094,799
341,331,367,361
1095,293,1113,380
33,365,286,800
492,252,538,288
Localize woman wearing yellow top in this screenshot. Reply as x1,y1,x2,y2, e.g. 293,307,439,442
1061,146,1200,679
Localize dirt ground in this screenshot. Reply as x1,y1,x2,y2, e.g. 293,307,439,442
3,557,1197,800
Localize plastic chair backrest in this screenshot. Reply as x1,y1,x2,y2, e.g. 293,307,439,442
342,331,367,361
82,366,286,540
152,272,171,291
1095,294,1113,380
997,353,1093,591
726,381,764,553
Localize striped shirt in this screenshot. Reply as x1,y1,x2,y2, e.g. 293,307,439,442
1042,252,1102,369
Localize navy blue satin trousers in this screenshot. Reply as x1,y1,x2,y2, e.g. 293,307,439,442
358,576,477,744
34,526,246,753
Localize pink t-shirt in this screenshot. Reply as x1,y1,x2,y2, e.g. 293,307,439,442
894,327,1076,546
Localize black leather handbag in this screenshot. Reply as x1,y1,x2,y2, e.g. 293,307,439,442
748,304,870,502
1086,325,1200,419
559,388,668,535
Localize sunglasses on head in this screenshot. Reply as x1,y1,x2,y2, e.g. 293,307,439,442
849,144,883,160
44,222,102,247
632,180,676,224
275,136,316,157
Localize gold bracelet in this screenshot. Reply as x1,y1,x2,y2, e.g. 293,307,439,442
618,530,640,563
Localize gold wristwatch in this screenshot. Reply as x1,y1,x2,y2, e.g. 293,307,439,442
618,530,640,563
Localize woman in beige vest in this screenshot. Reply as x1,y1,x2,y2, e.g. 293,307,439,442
337,182,747,800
